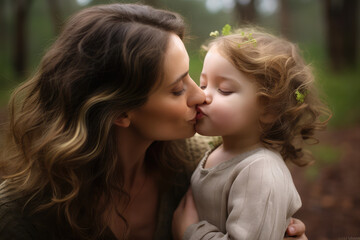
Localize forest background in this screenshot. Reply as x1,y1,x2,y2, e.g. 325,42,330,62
0,0,359,239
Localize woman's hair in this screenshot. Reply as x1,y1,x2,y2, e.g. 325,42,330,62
0,3,187,239
205,27,331,166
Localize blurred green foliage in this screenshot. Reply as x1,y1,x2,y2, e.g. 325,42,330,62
304,144,342,181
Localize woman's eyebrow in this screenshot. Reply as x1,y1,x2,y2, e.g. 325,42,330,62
169,71,189,86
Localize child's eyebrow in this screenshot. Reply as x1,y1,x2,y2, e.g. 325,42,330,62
201,73,239,84
217,75,238,83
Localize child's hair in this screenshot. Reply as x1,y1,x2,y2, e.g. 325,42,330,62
205,27,331,166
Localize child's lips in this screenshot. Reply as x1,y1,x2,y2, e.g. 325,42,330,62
196,106,205,120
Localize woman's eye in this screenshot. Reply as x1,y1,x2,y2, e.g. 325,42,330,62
172,89,185,96
200,86,206,90
218,89,233,95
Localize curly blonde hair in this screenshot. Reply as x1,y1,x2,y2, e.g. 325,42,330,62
206,27,331,166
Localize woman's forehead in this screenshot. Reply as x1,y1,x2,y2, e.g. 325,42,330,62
162,34,189,84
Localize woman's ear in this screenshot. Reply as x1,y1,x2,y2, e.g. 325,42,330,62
114,113,131,128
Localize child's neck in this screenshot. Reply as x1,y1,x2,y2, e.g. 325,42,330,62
204,134,262,169
221,133,262,155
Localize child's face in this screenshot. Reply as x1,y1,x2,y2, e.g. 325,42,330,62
196,46,261,138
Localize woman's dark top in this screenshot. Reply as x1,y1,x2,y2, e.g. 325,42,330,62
0,135,213,240
0,180,188,240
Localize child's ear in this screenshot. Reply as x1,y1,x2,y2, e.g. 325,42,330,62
114,113,131,128
257,95,277,124
260,112,277,124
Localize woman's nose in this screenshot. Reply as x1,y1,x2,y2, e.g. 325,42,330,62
187,78,205,107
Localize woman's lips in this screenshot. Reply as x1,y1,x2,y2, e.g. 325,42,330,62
196,106,205,120
189,111,198,124
189,116,197,124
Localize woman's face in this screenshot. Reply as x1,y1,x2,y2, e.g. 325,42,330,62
128,34,205,140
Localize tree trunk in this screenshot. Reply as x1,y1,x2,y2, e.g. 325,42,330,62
13,0,32,78
279,0,291,39
0,0,6,44
47,0,62,35
324,0,358,71
343,0,358,67
235,0,257,25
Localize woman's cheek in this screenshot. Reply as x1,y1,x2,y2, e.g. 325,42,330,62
168,98,190,119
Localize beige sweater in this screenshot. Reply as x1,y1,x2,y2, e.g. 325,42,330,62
184,146,301,240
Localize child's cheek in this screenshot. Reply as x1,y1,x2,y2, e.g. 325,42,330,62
210,98,258,134
210,104,237,128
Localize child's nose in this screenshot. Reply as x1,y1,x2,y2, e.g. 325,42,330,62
204,90,212,104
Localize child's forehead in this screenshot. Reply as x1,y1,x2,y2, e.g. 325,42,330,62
204,46,238,71
205,45,228,60
202,54,250,84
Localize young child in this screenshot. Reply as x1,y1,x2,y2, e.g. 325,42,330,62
184,28,330,239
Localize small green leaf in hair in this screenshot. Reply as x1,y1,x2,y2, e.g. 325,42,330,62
295,90,307,103
210,31,220,37
222,24,232,36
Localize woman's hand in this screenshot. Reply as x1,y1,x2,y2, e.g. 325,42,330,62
172,188,199,240
284,218,307,240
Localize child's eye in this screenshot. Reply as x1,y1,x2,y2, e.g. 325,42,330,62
218,89,233,95
172,89,185,96
200,86,206,90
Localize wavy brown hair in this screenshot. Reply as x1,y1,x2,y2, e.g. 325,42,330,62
206,27,331,166
0,3,189,239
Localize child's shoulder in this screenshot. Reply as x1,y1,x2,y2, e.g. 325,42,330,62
240,147,292,181
247,147,284,166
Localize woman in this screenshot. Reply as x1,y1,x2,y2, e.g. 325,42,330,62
0,3,307,240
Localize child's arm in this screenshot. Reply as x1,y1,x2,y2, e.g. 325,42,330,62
183,157,301,240
172,195,307,240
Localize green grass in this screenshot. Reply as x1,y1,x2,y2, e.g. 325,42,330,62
316,66,360,127
304,144,342,181
300,43,360,127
